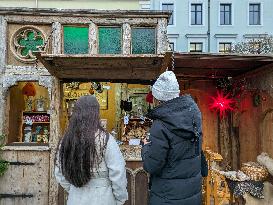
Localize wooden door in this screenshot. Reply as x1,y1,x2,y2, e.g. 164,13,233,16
125,161,149,205
260,110,273,158
0,150,50,205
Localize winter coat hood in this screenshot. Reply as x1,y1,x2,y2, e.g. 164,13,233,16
147,95,202,139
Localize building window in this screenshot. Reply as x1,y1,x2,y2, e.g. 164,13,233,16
191,4,203,25
220,4,232,25
249,4,261,25
162,3,174,25
219,42,231,53
169,42,175,51
190,42,203,52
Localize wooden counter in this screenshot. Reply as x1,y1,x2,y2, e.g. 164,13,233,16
120,145,149,205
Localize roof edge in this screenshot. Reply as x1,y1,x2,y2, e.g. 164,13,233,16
0,7,171,18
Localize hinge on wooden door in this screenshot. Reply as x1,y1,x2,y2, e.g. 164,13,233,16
0,193,33,198
9,161,35,166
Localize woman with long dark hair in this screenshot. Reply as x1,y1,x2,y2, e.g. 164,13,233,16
55,95,128,205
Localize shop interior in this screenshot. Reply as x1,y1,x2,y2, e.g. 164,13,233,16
7,81,154,146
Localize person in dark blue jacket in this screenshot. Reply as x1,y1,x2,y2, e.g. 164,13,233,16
142,71,203,205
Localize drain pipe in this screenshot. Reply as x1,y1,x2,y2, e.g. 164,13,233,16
207,0,211,52
35,0,38,8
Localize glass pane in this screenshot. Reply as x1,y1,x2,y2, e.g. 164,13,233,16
197,5,202,12
169,4,174,25
249,12,253,24
169,42,174,51
63,26,89,54
190,43,196,51
220,5,224,12
169,14,174,25
191,12,195,24
191,5,195,12
197,12,202,24
220,12,225,24
219,43,224,52
249,5,254,12
162,4,167,10
225,43,231,51
227,5,231,12
254,5,260,12
225,13,230,24
196,43,202,51
132,28,156,54
254,12,260,25
99,27,122,54
162,4,174,25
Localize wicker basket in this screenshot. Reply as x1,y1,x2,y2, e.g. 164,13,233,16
241,162,269,181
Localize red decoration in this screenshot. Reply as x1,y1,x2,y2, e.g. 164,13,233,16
210,90,236,118
22,82,36,96
146,91,153,104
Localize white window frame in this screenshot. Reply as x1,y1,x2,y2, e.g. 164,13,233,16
218,2,234,26
168,40,177,51
247,1,263,26
187,38,206,52
216,38,236,53
189,0,205,27
218,42,232,53
160,0,176,27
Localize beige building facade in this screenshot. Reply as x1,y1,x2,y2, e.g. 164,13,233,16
0,0,151,10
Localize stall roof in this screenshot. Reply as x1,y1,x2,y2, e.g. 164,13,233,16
36,53,171,82
174,53,273,79
36,52,273,82
0,7,171,18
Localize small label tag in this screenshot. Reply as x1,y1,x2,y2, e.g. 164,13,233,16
124,115,129,125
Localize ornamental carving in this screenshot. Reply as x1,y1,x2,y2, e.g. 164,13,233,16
11,26,46,63
120,145,142,161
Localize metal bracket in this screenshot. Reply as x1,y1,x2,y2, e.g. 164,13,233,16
9,161,35,166
0,194,33,198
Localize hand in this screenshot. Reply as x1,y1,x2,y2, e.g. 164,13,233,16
143,138,150,145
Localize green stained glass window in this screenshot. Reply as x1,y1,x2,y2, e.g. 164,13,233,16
18,30,43,57
63,26,89,54
132,28,156,54
99,27,122,54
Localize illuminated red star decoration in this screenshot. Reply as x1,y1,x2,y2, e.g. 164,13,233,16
210,90,236,118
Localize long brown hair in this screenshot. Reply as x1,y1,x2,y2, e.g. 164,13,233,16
58,95,107,187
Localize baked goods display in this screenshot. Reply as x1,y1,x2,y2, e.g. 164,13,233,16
121,118,152,142
241,162,269,181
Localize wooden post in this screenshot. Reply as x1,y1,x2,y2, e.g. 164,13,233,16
89,21,98,54
52,22,62,55
156,18,168,54
0,16,7,135
122,23,131,55
48,77,62,205
49,22,62,205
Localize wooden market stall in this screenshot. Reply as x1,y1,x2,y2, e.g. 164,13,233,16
0,7,171,205
174,53,273,167
173,53,273,204
36,51,273,205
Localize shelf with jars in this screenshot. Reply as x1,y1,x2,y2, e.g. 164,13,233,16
20,111,50,143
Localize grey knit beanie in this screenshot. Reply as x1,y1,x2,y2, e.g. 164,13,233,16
152,71,180,101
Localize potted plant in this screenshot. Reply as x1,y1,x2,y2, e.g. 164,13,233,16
0,134,9,176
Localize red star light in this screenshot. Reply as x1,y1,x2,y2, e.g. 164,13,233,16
210,90,235,118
